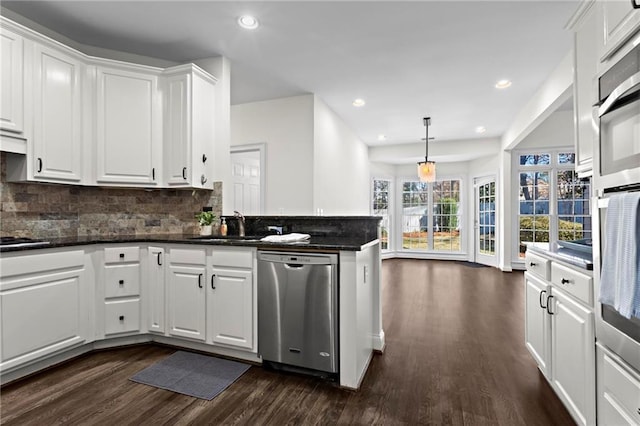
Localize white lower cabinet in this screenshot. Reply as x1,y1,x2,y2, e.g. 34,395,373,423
524,255,595,426
597,343,640,426
208,247,255,351
147,246,165,334
524,272,550,376
101,246,141,337
209,266,253,350
549,288,595,426
0,249,91,372
167,247,207,341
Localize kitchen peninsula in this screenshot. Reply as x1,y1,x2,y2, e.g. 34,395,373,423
0,216,383,390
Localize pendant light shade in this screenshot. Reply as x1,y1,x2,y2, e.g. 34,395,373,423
417,117,436,182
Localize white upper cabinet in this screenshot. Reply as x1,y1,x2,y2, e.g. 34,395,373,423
598,0,640,63
0,25,24,138
1,16,224,190
572,3,598,177
32,42,84,183
94,62,162,186
162,64,216,189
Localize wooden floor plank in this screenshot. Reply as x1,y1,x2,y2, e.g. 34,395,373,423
0,259,576,425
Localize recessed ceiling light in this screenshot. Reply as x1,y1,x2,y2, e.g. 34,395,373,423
495,79,512,89
378,134,387,141
352,98,366,107
475,126,487,134
238,15,259,30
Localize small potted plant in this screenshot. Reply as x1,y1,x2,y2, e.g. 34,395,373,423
195,211,216,236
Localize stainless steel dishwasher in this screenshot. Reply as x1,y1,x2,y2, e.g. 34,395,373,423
257,251,338,376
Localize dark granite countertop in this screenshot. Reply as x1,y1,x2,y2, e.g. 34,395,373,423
0,233,379,253
526,244,593,271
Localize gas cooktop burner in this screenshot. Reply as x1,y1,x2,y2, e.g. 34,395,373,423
0,237,51,248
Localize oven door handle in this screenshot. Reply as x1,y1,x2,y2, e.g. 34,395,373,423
599,71,640,117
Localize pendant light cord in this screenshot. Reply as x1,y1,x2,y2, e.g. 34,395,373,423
424,117,431,161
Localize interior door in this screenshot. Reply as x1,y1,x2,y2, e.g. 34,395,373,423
230,149,262,215
474,177,497,266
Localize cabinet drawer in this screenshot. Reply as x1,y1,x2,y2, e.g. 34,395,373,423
104,265,140,298
104,299,140,335
169,248,206,265
551,262,593,306
104,247,140,264
525,251,550,280
212,247,253,269
601,351,640,425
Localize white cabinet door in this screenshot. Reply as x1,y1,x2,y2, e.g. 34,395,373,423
32,43,84,183
167,248,206,341
0,26,24,135
95,65,161,186
209,267,253,350
147,246,165,334
163,65,215,189
599,1,640,62
550,288,596,426
524,272,550,377
573,5,597,176
0,250,89,372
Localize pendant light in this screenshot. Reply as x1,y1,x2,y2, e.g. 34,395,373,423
417,117,436,182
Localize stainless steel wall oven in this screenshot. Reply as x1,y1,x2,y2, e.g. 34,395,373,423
595,42,640,373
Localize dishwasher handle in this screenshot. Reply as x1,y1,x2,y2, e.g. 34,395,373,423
258,251,338,266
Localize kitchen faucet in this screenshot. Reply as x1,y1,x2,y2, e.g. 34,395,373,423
234,211,245,236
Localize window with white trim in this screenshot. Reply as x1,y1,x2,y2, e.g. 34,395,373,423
372,178,391,250
516,151,591,258
401,179,462,252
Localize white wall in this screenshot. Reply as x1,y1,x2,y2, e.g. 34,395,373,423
313,97,370,215
231,95,315,215
515,110,574,150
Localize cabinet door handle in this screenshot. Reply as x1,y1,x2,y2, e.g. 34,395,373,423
539,290,547,309
119,279,124,285
152,167,156,180
201,175,207,185
37,157,43,173
119,315,124,321
198,274,203,288
561,278,570,285
182,167,187,180
157,252,162,266
202,154,207,163
211,274,216,289
546,295,554,315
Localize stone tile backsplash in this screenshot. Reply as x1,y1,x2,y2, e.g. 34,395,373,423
0,153,222,238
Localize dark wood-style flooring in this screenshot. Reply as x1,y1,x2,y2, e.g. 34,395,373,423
0,259,575,425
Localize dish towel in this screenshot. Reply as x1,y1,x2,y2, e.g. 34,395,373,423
598,192,640,319
260,233,311,243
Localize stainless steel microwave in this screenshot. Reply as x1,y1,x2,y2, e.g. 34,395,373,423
597,44,640,189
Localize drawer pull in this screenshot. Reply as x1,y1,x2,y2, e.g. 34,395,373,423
119,280,124,285
561,278,570,284
157,252,162,266
119,253,125,259
119,315,124,321
539,290,547,309
529,262,537,267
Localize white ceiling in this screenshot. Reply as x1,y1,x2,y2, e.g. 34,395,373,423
2,0,580,160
